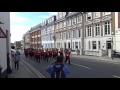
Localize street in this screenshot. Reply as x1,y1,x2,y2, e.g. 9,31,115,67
19,52,120,78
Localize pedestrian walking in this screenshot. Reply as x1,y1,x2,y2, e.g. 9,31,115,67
14,50,20,70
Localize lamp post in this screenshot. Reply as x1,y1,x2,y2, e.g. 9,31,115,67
111,33,114,60
0,21,4,78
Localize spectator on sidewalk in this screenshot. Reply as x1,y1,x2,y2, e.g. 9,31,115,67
11,51,15,60
46,55,70,78
7,53,12,74
14,50,20,70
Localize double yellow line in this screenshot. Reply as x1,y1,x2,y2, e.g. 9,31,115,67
21,59,45,78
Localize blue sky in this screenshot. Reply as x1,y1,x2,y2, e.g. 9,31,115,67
10,12,57,43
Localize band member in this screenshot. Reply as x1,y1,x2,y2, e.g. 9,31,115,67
24,49,28,58
36,51,40,63
41,50,44,60
49,49,52,60
65,49,71,64
44,49,49,62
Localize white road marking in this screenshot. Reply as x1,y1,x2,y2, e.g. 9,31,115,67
113,75,120,78
71,63,91,69
21,59,45,78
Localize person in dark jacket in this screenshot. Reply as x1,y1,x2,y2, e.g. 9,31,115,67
46,55,70,78
7,53,12,74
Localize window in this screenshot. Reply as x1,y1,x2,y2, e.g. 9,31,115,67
69,19,71,25
95,23,100,36
94,12,100,18
63,12,65,17
104,21,110,35
64,21,66,27
88,41,91,49
86,12,92,21
56,24,58,29
68,20,69,25
73,30,76,38
103,12,111,16
92,41,96,49
68,19,71,26
61,22,62,28
38,37,40,41
50,34,51,40
86,25,92,37
64,32,66,39
98,41,101,49
73,42,74,50
78,28,81,37
60,33,62,40
73,17,76,24
68,31,71,38
59,23,61,28
78,15,82,23
56,15,58,20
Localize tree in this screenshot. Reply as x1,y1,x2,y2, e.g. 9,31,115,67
11,46,15,49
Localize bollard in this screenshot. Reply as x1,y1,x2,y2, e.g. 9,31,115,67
0,67,2,78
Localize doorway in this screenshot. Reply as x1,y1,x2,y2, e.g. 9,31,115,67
64,43,66,49
68,42,70,49
106,41,112,55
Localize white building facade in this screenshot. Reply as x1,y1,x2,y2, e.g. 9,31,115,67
0,12,11,78
41,16,55,49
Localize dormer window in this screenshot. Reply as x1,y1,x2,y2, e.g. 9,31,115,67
86,12,92,21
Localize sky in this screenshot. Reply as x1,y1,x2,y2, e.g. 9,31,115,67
10,12,57,43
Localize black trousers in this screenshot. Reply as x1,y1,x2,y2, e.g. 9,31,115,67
36,57,40,63
44,56,49,62
14,62,19,69
65,58,70,64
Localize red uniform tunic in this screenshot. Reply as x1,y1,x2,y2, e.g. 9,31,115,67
38,51,41,57
65,52,70,59
45,51,49,56
36,52,40,58
49,51,52,56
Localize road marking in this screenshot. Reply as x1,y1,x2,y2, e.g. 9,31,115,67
71,63,91,69
21,59,45,78
113,75,120,78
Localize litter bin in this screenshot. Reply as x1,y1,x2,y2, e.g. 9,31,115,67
0,67,2,78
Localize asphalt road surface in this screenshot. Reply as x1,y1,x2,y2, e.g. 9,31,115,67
20,53,120,78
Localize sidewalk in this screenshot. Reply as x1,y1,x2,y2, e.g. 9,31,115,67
71,54,120,64
8,60,39,78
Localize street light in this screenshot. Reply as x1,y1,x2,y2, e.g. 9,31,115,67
111,32,114,60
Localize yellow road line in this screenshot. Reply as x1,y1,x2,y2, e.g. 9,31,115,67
21,59,45,78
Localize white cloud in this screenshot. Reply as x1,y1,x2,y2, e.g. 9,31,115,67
10,25,30,43
37,15,50,19
10,12,30,22
48,12,58,15
37,12,58,20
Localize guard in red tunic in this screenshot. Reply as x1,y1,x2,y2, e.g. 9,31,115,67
41,50,44,60
36,50,40,63
44,49,49,62
24,49,28,58
52,49,56,60
49,49,52,60
38,49,41,62
65,49,71,64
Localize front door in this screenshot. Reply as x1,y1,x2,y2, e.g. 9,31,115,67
106,41,112,55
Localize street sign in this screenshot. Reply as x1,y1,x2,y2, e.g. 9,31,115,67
0,27,7,38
